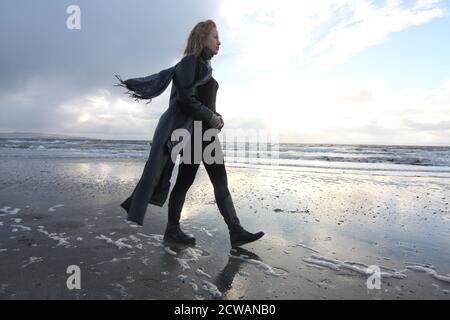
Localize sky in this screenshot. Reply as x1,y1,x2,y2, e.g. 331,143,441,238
0,0,449,145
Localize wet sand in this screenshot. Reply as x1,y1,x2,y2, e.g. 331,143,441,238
1,157,450,299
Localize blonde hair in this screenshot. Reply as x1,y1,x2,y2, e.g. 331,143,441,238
183,19,217,59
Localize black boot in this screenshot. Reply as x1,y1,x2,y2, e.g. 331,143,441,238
163,223,196,245
217,194,264,248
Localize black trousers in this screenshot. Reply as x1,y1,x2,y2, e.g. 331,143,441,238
168,129,230,224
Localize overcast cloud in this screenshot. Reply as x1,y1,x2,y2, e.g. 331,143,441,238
1,0,449,145
0,0,218,139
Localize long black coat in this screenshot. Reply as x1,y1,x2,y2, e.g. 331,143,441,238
120,54,222,225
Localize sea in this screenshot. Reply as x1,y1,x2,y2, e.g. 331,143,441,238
1,138,450,177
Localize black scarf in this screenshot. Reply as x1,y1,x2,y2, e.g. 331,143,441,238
114,47,215,104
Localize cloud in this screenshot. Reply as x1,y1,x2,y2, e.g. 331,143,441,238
216,69,450,145
311,0,447,69
337,89,374,102
0,0,218,139
211,0,449,145
0,0,449,145
402,119,450,131
217,0,447,70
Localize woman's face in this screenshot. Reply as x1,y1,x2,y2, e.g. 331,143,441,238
204,28,221,55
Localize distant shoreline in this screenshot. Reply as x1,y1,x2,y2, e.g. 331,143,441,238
0,132,92,140
1,138,450,149
0,132,449,148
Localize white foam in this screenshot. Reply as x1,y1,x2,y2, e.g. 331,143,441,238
196,268,212,279
0,248,8,253
172,247,205,272
304,254,407,279
22,256,44,268
112,283,128,298
13,218,23,223
189,280,199,292
140,257,150,266
137,232,164,242
177,274,187,282
148,242,163,248
404,262,435,269
289,243,320,253
76,237,83,241
202,280,222,298
95,234,133,249
161,271,170,276
305,263,324,270
230,254,286,277
129,235,141,243
182,247,204,262
11,224,31,231
128,235,143,249
200,227,214,237
97,256,133,265
303,255,349,271
176,258,190,271
164,246,177,256
125,220,141,228
0,206,20,216
406,265,450,283
48,204,64,212
37,226,70,247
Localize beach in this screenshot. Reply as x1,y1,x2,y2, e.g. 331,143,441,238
1,144,450,300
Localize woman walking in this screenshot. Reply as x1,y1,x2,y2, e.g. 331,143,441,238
116,19,264,248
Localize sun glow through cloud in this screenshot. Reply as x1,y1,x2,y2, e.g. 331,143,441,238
1,0,449,145
212,0,449,144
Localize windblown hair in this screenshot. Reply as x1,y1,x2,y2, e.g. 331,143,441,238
114,20,217,104
183,19,217,58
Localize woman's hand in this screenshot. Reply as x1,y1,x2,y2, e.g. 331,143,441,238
208,113,224,131
218,115,224,130
208,113,222,129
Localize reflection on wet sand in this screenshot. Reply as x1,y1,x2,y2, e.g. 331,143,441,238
214,247,261,299
2,156,450,299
